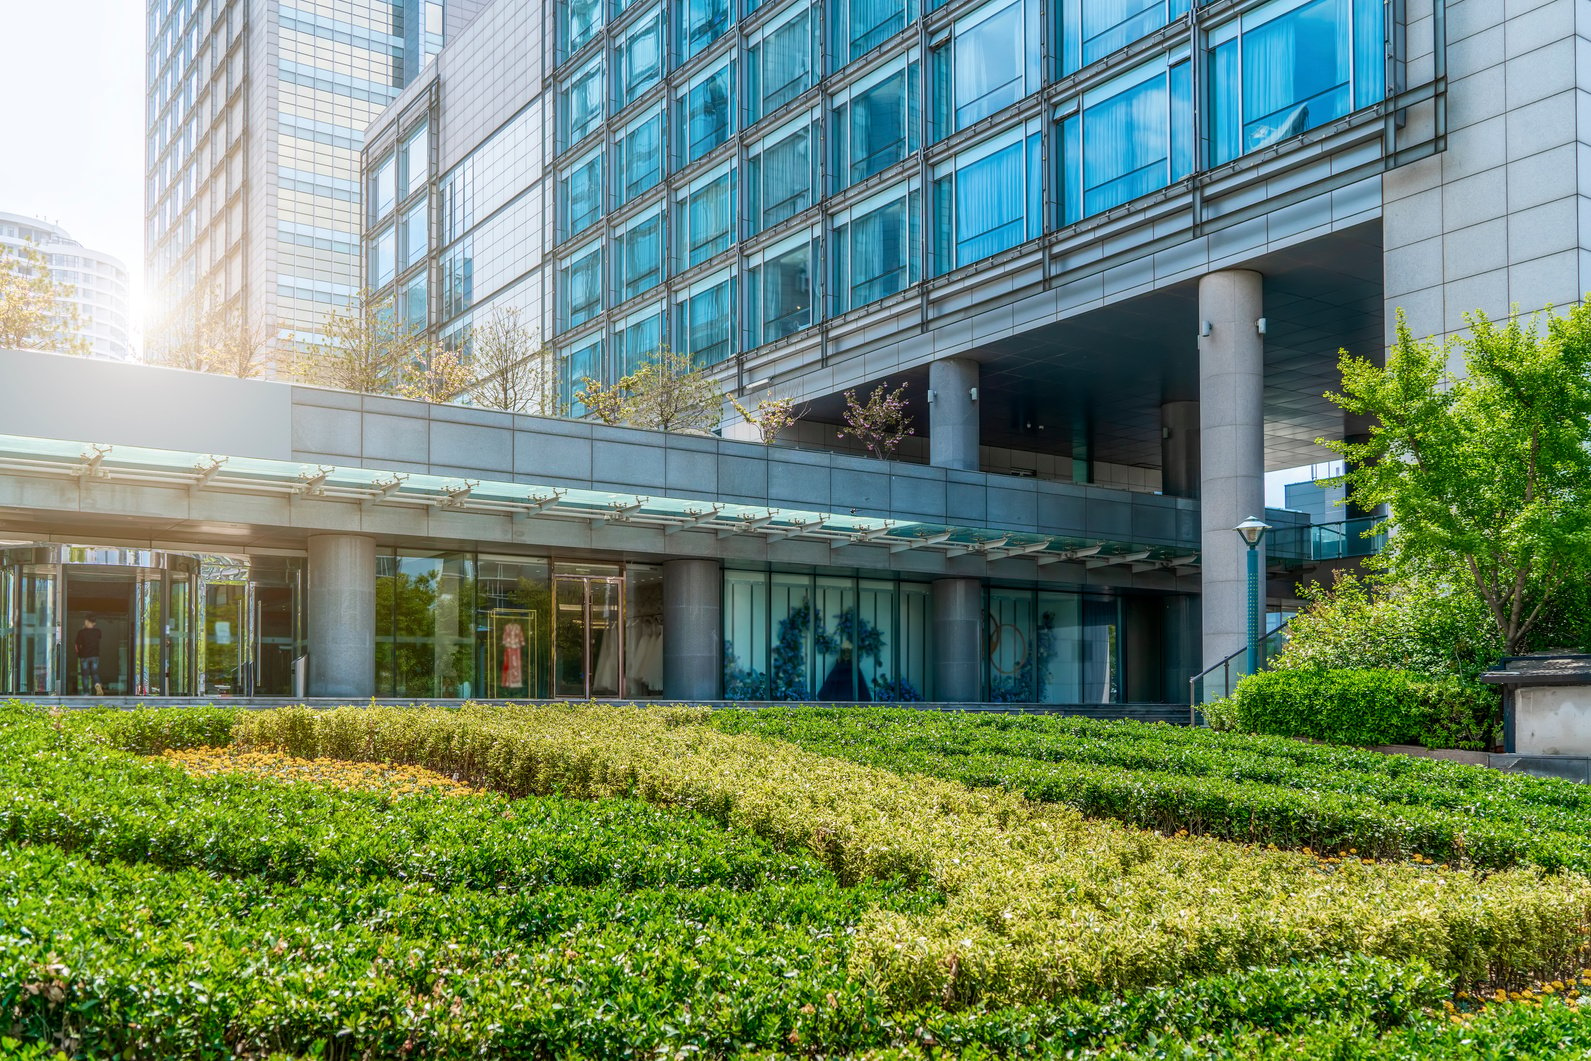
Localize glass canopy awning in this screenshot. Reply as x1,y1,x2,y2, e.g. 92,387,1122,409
0,433,1201,572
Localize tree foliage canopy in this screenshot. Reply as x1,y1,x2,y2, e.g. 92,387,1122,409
1324,306,1591,653
466,307,559,415
0,242,88,355
575,347,725,433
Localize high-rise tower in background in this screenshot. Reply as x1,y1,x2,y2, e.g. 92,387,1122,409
143,0,486,363
0,211,135,361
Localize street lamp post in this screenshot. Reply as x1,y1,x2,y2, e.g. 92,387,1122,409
1234,517,1271,675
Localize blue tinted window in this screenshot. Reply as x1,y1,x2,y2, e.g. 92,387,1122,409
680,61,733,164
561,336,604,412
747,119,816,232
618,309,664,375
617,210,665,300
834,189,918,312
563,57,604,146
681,168,734,266
614,112,663,204
401,199,428,270
750,235,815,344
678,0,731,63
933,129,1041,271
563,0,603,56
616,11,663,106
1208,0,1385,165
833,61,917,188
749,6,814,121
676,274,734,365
935,0,1035,135
1060,0,1191,73
1060,58,1190,223
560,245,603,330
839,0,914,61
370,225,396,287
563,152,603,237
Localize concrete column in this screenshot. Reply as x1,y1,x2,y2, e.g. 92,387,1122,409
306,533,377,699
932,577,982,702
1160,400,1200,498
929,357,980,471
1197,269,1266,672
663,558,722,701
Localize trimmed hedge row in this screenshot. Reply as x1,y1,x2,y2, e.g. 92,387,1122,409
74,702,1591,1007
706,706,1591,871
1213,668,1497,750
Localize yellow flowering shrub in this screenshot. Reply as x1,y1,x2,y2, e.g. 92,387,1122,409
160,746,476,795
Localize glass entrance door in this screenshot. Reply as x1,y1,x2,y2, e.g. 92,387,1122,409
553,576,624,698
16,566,59,695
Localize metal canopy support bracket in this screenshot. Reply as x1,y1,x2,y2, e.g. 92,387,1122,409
832,522,894,550
719,511,779,538
295,465,334,496
765,515,830,543
990,538,1056,561
362,474,409,510
1036,544,1104,567
889,529,954,553
191,456,227,492
665,504,724,534
437,481,479,510
75,444,112,479
950,535,1009,558
604,496,650,522
512,489,566,520
1086,549,1153,569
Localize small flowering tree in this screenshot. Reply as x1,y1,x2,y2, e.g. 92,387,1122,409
729,393,802,445
836,381,914,459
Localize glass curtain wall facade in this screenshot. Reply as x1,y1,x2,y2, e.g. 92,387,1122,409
147,0,457,356
543,0,1386,397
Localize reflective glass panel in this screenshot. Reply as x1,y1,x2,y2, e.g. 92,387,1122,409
614,111,663,204
617,11,663,106
751,236,813,344
682,168,734,267
560,245,603,330
678,0,731,62
616,210,664,300
563,57,604,146
564,151,603,237
747,120,815,231
749,7,814,121
680,61,733,164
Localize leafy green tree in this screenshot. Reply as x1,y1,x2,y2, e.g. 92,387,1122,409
1323,306,1591,654
0,242,89,354
574,346,725,432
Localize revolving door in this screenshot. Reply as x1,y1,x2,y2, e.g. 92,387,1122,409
0,547,197,696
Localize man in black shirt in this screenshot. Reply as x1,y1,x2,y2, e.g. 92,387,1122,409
75,616,103,695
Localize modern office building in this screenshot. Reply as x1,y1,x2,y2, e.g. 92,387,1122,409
0,212,135,361
143,0,487,359
1,0,1577,706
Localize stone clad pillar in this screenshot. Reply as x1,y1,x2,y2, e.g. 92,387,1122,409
1160,399,1200,498
929,357,980,471
1197,269,1266,672
663,558,722,701
932,577,982,702
306,533,377,698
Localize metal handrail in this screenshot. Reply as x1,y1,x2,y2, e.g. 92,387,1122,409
1188,620,1292,716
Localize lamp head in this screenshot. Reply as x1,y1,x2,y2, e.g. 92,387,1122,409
1234,516,1270,547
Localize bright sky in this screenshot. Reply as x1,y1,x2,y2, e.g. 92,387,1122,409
0,0,147,340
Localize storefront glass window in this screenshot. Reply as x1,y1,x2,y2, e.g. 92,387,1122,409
376,551,476,699
476,556,551,699
724,571,771,698
626,565,664,698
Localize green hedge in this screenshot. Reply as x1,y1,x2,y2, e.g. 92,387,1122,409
707,707,1591,871
1223,668,1497,749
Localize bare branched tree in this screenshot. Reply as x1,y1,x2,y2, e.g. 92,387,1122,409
466,307,559,415
156,296,274,378
291,290,439,396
